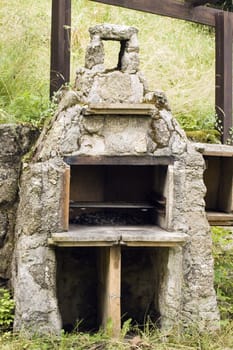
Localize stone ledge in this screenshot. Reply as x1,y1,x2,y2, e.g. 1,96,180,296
84,103,157,116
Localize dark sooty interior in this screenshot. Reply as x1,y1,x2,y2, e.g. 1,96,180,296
56,247,99,332
69,165,167,226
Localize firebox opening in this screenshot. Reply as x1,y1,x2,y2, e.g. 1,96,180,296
56,247,99,333
121,247,163,328
69,165,168,227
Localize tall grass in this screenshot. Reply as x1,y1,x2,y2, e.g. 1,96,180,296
0,321,233,349
0,0,51,124
71,1,215,130
0,0,215,128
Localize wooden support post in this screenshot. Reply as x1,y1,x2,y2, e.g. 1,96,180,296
99,247,121,337
50,0,71,98
215,12,233,144
61,165,70,231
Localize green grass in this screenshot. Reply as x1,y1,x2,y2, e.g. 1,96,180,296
212,226,233,321
0,321,233,350
0,0,216,129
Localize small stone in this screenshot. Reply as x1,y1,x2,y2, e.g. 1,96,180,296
85,35,104,69
150,119,170,147
58,91,80,111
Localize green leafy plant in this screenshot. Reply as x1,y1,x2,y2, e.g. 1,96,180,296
0,289,15,332
212,226,233,321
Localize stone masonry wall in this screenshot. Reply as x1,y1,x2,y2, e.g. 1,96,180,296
0,124,38,288
13,160,68,334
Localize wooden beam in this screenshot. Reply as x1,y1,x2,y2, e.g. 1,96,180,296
90,0,226,26
60,166,70,231
64,155,174,166
50,0,71,98
99,247,121,337
215,12,233,144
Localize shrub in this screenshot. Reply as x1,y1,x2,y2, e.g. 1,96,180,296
0,289,15,332
212,226,233,321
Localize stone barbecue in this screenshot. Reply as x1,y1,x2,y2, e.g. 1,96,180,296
3,24,221,335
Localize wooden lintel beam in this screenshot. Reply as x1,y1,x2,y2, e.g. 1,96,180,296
50,0,71,98
89,0,228,27
64,155,174,166
215,12,233,144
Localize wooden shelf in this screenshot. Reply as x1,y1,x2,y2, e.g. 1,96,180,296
194,143,233,157
207,211,233,226
48,225,187,247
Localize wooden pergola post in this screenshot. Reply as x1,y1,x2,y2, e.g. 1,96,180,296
215,12,233,144
50,0,71,98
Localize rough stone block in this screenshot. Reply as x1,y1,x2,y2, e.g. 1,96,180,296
0,166,19,204
88,72,144,104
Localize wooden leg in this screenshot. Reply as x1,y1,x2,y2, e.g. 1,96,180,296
98,246,121,337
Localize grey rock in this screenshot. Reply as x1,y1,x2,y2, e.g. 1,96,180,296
87,71,144,104
89,23,138,41
85,35,104,69
150,118,171,147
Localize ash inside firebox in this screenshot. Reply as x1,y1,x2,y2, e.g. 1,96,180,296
70,210,153,225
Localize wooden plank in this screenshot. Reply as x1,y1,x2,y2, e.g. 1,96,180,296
64,155,174,166
50,0,71,97
125,241,183,247
89,0,226,26
194,142,233,156
61,166,70,230
84,103,157,115
48,239,117,247
48,224,187,247
69,201,155,209
203,150,233,157
215,12,233,144
207,211,233,220
207,211,233,226
100,246,121,337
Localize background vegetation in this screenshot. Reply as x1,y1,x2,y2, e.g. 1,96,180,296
0,0,216,130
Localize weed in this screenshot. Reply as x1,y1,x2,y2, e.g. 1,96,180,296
0,289,15,333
